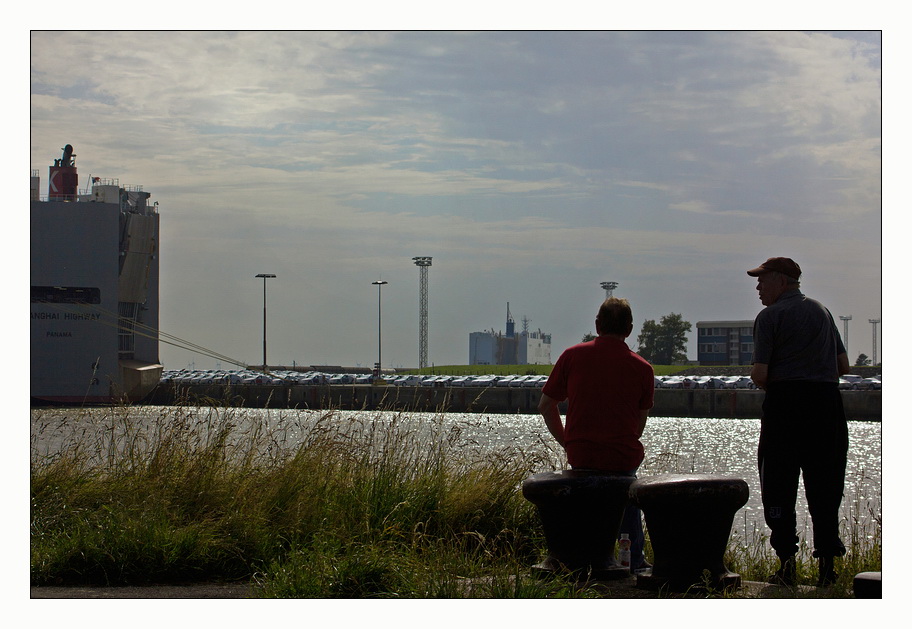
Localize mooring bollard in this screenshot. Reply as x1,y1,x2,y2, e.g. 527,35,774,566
521,470,635,580
853,572,882,598
629,473,749,592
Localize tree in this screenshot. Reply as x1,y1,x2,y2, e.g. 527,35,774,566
636,313,692,365
855,353,872,366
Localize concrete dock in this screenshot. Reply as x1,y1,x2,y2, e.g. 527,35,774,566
145,383,881,422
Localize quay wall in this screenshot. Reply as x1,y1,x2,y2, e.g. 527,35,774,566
145,384,881,421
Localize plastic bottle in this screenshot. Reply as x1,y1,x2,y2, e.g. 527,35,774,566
618,533,631,568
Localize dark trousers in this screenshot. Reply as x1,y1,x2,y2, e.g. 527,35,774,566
758,381,848,559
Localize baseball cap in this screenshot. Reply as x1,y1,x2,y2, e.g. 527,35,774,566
747,257,801,280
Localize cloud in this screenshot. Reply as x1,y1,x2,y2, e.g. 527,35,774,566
30,30,881,367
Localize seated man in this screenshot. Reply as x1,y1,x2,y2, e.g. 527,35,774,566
538,296,654,570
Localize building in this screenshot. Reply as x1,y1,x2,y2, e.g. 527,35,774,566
469,304,552,366
696,320,754,366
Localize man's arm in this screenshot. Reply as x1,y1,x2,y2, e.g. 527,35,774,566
751,362,768,390
538,392,566,448
635,408,648,439
837,352,850,376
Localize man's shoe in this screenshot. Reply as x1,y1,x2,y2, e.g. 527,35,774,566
816,557,838,587
767,556,797,586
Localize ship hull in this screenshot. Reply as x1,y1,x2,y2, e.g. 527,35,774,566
30,155,161,405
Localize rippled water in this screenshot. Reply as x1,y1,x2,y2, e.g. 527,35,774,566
31,406,881,540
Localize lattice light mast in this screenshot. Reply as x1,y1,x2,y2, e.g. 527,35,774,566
600,281,619,299
839,315,852,356
868,318,880,366
413,257,432,369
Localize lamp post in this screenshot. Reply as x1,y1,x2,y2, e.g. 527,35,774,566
372,280,388,378
255,273,276,369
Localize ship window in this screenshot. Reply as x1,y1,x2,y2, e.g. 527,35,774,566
31,286,101,304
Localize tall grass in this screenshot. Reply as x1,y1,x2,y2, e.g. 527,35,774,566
31,404,561,595
30,404,880,598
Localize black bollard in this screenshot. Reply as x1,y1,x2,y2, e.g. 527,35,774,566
521,470,635,581
629,473,749,592
853,572,882,598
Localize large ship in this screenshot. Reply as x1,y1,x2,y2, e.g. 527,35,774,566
30,145,162,404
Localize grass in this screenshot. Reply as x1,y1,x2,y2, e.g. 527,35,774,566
30,403,880,598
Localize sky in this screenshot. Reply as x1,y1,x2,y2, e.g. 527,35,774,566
28,28,884,371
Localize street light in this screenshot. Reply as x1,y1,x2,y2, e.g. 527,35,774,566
372,280,388,378
255,273,276,369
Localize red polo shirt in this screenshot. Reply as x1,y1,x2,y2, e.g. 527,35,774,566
542,336,654,471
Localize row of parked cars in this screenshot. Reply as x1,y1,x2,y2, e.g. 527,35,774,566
160,369,551,388
656,375,756,389
657,374,881,390
161,369,331,386
161,369,881,390
838,374,882,390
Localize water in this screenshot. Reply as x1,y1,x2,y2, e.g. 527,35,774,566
30,406,881,542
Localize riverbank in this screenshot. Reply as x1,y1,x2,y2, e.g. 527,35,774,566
144,383,881,421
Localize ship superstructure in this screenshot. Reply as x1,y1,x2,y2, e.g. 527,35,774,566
30,145,162,403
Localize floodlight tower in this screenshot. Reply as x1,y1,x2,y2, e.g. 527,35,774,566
601,281,619,299
868,318,881,366
413,256,432,369
838,315,852,355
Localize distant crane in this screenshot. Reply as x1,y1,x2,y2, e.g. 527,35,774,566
413,256,432,369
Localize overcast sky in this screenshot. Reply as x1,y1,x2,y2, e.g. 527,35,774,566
29,29,883,370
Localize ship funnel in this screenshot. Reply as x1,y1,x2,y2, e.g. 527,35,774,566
49,144,78,201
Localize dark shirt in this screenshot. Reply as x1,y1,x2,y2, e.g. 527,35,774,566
752,289,847,384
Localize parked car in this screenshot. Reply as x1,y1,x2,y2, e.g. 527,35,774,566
707,376,736,389
524,375,548,387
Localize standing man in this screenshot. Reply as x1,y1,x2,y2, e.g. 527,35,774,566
748,257,850,587
538,297,654,571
